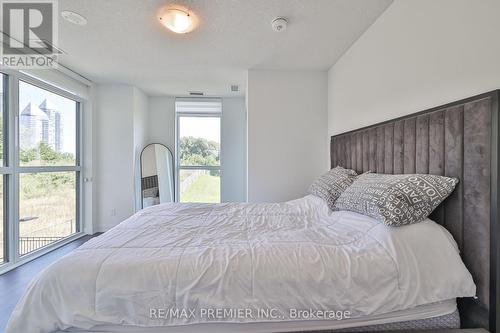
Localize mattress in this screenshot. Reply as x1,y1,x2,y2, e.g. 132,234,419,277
6,195,475,333
59,299,459,333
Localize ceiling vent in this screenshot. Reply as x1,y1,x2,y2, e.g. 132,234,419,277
230,85,239,92
189,91,204,96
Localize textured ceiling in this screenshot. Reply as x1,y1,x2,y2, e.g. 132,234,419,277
57,0,393,96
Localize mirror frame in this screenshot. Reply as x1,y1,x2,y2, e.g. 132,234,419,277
140,143,175,208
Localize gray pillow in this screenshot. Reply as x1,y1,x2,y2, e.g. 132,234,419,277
308,166,358,210
334,173,459,226
143,187,159,198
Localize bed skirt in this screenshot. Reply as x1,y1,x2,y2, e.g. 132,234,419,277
315,309,460,333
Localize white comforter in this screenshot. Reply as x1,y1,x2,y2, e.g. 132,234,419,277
6,195,475,333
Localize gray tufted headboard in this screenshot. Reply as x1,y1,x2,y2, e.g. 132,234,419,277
330,91,500,333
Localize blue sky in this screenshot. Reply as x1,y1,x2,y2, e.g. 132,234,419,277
179,116,220,143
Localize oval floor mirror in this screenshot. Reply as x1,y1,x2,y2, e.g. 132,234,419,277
140,143,175,208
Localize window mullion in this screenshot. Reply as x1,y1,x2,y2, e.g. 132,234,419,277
178,166,220,170
0,167,13,174
9,73,20,264
18,166,81,173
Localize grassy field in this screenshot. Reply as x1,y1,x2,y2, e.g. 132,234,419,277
181,173,220,203
19,173,76,254
0,172,76,261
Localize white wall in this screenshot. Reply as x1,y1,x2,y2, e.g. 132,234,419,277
94,85,148,231
221,98,247,202
247,70,328,202
95,85,135,230
328,0,500,135
133,88,149,211
147,97,176,152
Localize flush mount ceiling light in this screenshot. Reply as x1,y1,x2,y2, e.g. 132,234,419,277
158,8,197,34
61,10,87,26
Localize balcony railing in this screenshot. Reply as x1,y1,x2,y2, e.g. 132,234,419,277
19,236,65,256
18,218,75,256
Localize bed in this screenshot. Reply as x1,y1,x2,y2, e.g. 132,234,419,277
7,197,474,333
6,91,500,333
330,90,500,332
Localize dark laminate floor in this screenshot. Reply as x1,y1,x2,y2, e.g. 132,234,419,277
0,234,98,333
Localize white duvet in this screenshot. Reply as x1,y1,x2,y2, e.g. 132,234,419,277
6,195,475,333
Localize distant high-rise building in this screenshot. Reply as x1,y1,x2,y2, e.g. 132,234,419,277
39,99,63,152
20,99,63,152
20,102,48,149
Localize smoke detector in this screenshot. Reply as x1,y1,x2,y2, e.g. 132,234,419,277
271,17,287,32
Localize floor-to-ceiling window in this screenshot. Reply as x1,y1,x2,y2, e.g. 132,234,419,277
176,98,221,203
0,70,83,272
17,80,79,255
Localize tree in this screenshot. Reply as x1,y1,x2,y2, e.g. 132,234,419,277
39,142,59,161
180,136,219,166
20,142,75,165
20,148,37,163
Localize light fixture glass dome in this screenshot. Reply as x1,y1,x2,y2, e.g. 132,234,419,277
159,8,194,34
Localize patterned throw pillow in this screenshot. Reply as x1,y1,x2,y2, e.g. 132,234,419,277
143,187,159,198
334,173,459,226
308,166,358,210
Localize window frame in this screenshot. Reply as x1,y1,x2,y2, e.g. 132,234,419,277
0,73,9,266
175,98,222,203
0,69,85,274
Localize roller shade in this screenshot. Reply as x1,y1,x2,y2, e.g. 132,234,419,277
20,67,91,99
175,98,222,114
